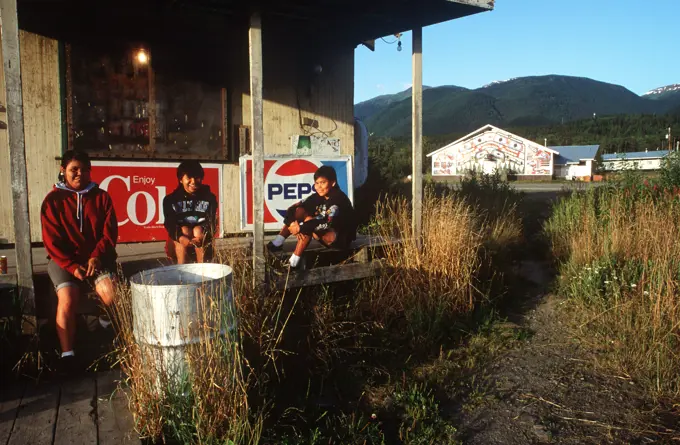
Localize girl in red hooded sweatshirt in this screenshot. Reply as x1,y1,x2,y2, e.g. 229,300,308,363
41,150,118,373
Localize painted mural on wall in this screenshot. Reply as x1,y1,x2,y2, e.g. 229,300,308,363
431,128,553,176
525,144,553,175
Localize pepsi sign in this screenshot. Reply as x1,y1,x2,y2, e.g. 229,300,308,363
240,156,354,230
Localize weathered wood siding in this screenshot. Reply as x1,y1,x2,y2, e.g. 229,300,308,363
221,163,241,233
226,39,355,232
0,28,10,243
0,31,61,243
232,43,354,156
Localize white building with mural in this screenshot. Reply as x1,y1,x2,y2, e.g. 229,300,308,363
427,125,558,178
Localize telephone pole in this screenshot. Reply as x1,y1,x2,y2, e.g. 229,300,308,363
669,127,672,151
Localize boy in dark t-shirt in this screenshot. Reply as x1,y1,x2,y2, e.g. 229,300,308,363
163,160,218,264
267,166,356,268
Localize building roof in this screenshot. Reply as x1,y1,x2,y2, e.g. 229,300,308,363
550,145,600,165
602,150,671,161
426,124,559,158
18,0,494,48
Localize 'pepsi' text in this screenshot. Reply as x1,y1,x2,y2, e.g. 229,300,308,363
268,183,313,200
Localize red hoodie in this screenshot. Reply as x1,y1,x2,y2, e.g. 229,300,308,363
41,182,118,275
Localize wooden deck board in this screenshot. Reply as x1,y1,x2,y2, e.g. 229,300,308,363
274,259,387,290
7,381,60,445
97,370,140,445
54,375,97,445
0,382,25,444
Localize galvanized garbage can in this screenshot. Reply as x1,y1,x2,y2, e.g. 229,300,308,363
130,263,235,391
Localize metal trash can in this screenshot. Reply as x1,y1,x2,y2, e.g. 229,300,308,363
130,263,235,390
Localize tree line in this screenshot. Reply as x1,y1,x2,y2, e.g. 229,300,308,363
368,113,680,185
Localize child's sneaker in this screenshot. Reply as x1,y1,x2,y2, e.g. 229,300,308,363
57,355,81,379
266,241,283,253
289,255,306,271
99,315,112,329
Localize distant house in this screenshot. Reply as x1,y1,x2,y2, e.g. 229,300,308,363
551,145,600,180
426,124,558,178
601,150,671,171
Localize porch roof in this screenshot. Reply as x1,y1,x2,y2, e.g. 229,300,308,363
17,0,494,46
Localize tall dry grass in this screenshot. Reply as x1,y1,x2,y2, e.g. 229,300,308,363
547,186,680,398
359,189,522,345
108,184,524,443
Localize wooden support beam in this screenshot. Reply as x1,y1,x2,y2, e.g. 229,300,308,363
274,260,386,290
64,43,73,150
147,57,156,153
249,12,266,290
411,27,423,249
0,0,36,334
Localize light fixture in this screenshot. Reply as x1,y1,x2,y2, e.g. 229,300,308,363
136,49,149,65
397,40,402,52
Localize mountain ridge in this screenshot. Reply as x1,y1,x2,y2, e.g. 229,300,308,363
355,76,680,137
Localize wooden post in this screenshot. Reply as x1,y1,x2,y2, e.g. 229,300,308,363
249,12,266,289
220,87,227,158
64,43,74,150
147,58,156,153
411,27,423,249
0,0,36,334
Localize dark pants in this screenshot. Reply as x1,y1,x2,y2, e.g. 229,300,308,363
283,205,353,249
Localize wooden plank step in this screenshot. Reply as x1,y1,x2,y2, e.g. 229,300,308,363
0,382,25,445
216,234,400,255
274,259,387,290
54,376,97,445
7,381,60,445
97,370,140,445
0,274,17,286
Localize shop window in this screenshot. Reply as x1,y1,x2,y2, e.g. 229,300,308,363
68,43,229,160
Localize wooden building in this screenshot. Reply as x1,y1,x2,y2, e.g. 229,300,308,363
602,150,670,172
0,0,494,328
552,145,600,180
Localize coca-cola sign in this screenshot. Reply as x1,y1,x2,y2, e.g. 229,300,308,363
91,161,222,242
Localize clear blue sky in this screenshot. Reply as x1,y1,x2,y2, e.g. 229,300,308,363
354,0,679,103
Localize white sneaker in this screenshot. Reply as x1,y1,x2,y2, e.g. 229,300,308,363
99,315,112,329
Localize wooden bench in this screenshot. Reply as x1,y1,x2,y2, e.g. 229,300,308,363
263,234,399,290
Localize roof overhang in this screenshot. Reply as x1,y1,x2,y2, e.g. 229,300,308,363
602,156,667,161
17,0,494,48
555,158,595,166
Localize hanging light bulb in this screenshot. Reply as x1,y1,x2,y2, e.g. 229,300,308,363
397,40,402,52
136,49,149,65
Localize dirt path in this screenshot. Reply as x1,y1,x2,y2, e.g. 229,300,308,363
454,259,675,444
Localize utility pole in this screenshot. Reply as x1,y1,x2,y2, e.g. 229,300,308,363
669,127,672,151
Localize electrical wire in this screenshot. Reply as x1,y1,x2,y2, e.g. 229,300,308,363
295,88,338,140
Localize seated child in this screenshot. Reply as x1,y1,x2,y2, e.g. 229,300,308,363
268,166,356,268
163,160,218,264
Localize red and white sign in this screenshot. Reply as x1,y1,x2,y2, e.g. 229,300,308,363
91,161,222,243
239,155,353,230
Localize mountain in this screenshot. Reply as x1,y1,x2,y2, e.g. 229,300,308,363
354,85,467,121
356,75,680,137
643,84,680,101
